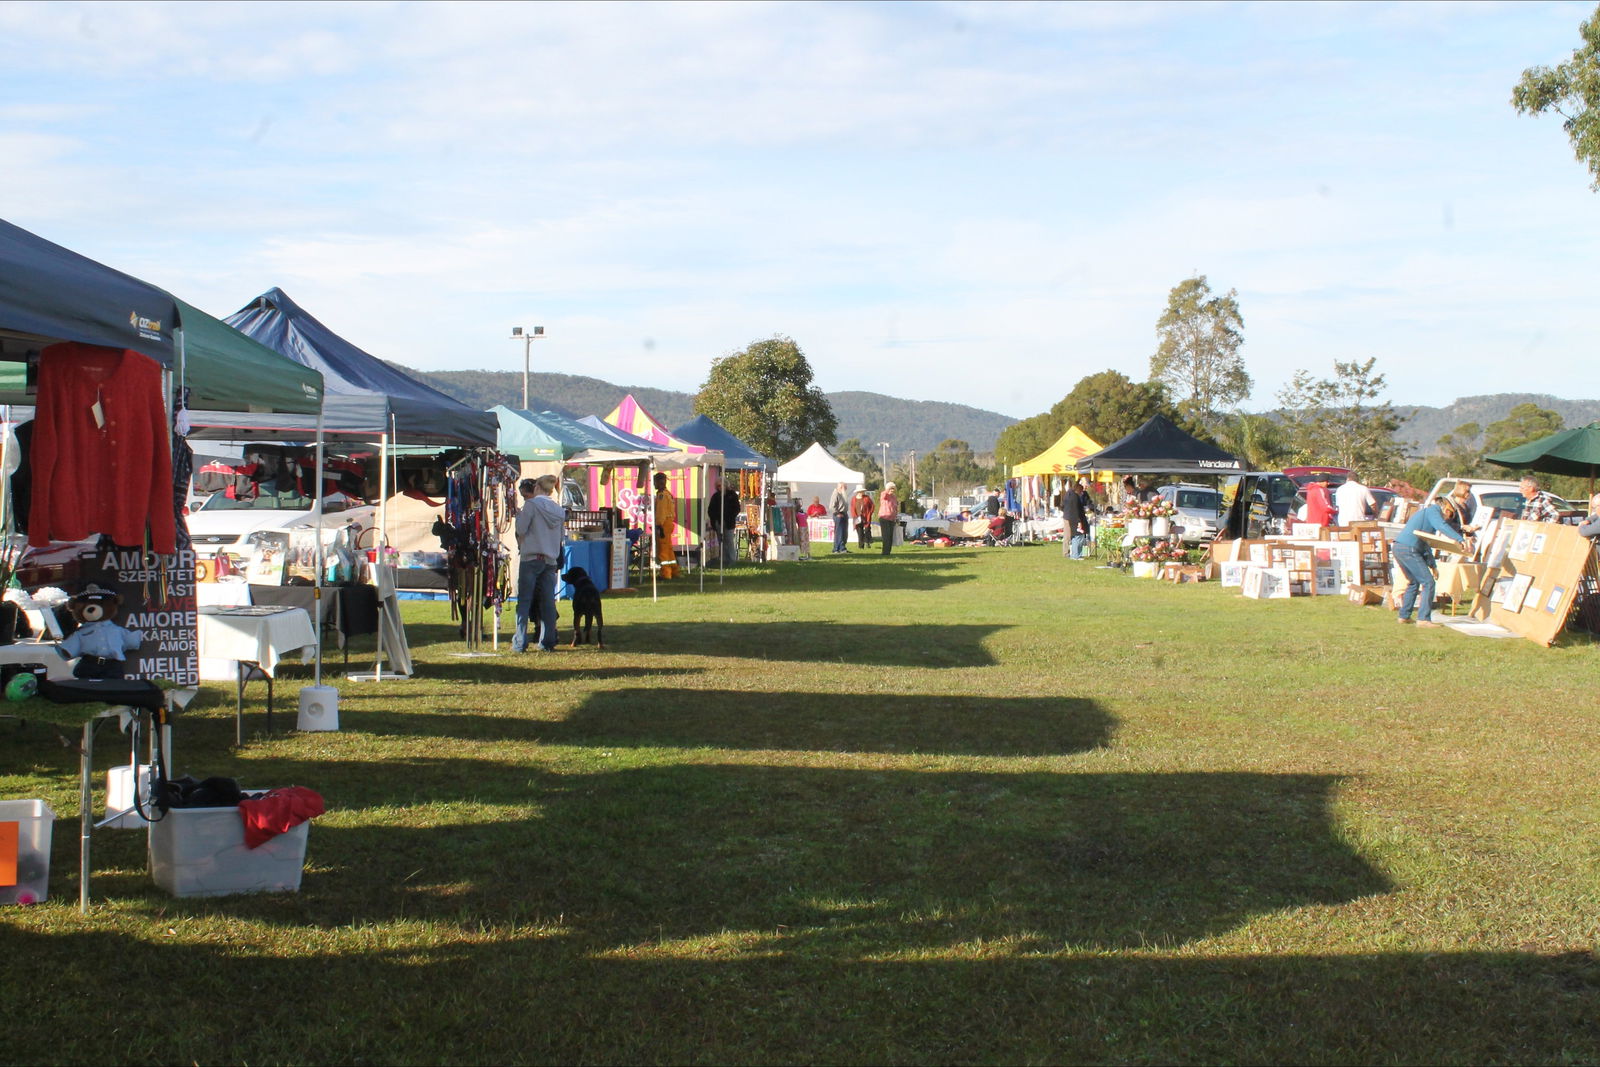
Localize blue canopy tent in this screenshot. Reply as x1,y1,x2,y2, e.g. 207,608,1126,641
223,288,496,448
577,415,680,456
670,414,775,471
0,219,324,415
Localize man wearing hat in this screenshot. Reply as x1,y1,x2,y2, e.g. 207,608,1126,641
877,481,900,556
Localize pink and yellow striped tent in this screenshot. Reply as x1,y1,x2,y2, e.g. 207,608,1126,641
590,395,718,549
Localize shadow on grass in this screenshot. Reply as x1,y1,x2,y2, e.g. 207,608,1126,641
547,688,1110,755
7,922,1598,1064
613,621,1005,666
142,764,1387,951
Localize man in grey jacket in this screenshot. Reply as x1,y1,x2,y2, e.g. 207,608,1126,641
829,481,850,554
513,475,565,653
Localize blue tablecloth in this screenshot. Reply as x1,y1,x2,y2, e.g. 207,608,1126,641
559,540,609,600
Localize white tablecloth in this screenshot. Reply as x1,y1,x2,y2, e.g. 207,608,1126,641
198,606,316,680
196,581,253,608
0,640,79,680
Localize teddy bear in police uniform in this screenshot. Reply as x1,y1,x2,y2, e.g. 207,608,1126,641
56,584,144,680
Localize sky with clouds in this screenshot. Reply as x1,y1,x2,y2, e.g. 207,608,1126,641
2,0,1597,420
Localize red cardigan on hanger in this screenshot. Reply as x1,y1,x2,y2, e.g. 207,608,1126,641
29,343,176,554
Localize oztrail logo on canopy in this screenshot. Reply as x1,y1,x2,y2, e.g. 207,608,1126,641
127,309,164,341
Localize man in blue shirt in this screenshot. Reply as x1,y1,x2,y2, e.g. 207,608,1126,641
1391,496,1463,628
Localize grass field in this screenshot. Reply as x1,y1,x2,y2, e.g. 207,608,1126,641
5,544,1600,1065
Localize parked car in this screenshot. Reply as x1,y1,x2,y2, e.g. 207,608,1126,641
1422,477,1582,526
186,489,376,560
1156,483,1225,544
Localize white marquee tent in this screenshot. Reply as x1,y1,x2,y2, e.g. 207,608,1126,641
775,442,865,511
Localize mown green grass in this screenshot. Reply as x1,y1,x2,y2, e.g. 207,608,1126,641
5,545,1600,1065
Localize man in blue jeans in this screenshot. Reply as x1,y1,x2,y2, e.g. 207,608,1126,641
829,481,849,554
1391,495,1462,628
512,475,566,652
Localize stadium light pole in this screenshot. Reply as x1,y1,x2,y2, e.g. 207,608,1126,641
509,325,545,408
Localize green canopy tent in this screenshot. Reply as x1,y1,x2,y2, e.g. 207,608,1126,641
174,299,324,419
1484,422,1600,496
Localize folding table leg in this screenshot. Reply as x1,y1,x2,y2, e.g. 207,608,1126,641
79,717,94,914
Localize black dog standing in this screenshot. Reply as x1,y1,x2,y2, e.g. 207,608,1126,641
562,567,604,649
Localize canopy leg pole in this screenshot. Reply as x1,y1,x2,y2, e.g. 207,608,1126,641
373,429,390,680
650,461,658,603
313,406,326,687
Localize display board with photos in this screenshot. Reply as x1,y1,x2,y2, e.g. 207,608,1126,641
1470,518,1596,646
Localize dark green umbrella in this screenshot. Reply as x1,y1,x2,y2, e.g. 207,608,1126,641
1483,421,1600,494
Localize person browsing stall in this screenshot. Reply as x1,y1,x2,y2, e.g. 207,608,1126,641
878,482,900,556
1448,481,1482,535
512,475,565,653
1334,473,1376,526
1391,495,1464,629
1519,475,1562,523
851,488,874,549
829,481,850,555
1578,492,1600,540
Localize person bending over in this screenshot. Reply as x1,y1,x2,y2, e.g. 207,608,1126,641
1391,495,1462,629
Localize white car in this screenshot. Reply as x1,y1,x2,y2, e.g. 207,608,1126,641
186,489,375,560
1156,483,1225,544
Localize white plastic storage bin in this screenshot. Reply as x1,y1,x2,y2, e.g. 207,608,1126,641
0,799,55,905
104,764,153,829
148,800,308,898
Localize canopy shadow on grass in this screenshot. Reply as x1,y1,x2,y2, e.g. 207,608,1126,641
611,621,1005,667
8,924,1598,1064
737,555,984,593
134,764,1388,951
547,688,1111,756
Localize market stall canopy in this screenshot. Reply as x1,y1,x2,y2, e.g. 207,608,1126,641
490,405,564,462
0,220,324,415
776,442,865,508
606,394,712,455
224,288,497,446
579,414,717,470
1484,422,1600,486
671,414,775,471
0,217,179,365
577,415,674,453
1074,415,1242,475
174,299,324,417
1013,425,1111,478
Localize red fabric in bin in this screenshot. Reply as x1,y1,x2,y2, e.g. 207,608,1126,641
238,786,325,849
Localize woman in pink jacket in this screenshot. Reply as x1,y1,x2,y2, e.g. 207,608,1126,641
877,482,900,556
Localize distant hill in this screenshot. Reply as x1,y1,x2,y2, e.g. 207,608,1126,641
394,365,1016,456
1399,394,1600,454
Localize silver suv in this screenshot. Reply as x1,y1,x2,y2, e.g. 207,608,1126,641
1157,483,1224,544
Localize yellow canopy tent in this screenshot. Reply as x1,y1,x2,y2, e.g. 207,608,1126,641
1013,426,1115,483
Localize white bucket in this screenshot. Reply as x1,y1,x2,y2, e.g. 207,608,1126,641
297,685,340,732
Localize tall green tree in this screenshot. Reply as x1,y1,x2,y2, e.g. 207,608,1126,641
994,370,1174,465
1484,402,1565,455
1214,411,1291,471
1150,275,1250,429
1276,357,1404,478
920,439,986,503
1435,422,1485,477
694,335,837,461
1513,4,1600,189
